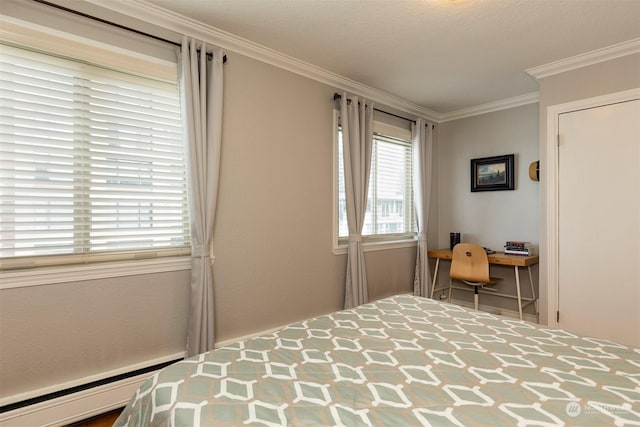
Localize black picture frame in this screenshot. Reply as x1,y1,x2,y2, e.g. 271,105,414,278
470,154,515,192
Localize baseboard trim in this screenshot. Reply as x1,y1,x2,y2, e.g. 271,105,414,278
447,297,538,323
214,324,284,349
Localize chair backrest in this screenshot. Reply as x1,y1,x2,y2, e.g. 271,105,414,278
449,243,491,283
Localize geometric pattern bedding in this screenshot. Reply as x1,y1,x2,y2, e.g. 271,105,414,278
114,295,640,426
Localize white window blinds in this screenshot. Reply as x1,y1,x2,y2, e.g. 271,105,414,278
0,44,188,266
337,120,415,241
367,133,415,236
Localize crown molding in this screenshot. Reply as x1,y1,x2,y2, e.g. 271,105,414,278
439,92,539,122
80,0,440,122
526,38,640,80
63,1,636,123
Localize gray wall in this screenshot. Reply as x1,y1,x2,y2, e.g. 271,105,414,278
537,53,640,324
211,52,418,343
0,51,416,401
1,271,191,398
436,104,540,312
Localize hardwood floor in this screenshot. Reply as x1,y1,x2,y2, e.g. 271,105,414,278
67,408,122,427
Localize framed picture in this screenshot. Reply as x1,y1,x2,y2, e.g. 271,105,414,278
470,154,515,192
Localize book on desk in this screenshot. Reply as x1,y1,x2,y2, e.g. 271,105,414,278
504,241,537,256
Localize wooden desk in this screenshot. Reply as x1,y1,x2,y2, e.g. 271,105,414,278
427,248,539,321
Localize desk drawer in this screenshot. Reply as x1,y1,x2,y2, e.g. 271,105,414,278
489,257,513,266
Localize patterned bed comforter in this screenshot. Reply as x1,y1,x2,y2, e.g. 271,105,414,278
115,295,639,426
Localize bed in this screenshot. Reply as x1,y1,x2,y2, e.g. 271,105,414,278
115,295,639,426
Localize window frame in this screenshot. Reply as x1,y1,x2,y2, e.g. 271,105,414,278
332,110,417,255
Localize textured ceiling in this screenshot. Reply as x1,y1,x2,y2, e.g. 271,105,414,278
144,0,640,113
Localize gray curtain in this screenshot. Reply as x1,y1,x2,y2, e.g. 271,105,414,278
179,37,224,357
412,118,434,297
340,93,374,309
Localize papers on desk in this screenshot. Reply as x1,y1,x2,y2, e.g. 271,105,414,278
504,241,537,256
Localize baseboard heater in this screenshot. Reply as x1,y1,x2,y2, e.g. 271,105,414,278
0,357,182,427
0,359,180,414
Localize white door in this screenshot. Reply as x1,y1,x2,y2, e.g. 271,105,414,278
558,99,640,347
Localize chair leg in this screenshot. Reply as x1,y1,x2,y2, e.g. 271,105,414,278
473,286,479,310
448,278,453,303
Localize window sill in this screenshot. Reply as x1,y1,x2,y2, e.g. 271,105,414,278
0,256,192,289
333,238,417,255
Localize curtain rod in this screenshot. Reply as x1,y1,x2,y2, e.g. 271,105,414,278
32,0,227,63
333,93,434,128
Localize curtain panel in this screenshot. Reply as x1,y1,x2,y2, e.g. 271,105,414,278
340,93,374,309
412,118,434,297
179,37,224,357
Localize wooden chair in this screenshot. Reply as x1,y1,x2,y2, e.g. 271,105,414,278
448,243,503,311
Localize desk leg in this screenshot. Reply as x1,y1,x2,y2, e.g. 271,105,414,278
527,266,538,322
514,266,523,320
430,258,440,299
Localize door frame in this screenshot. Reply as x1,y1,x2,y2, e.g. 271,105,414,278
545,88,640,328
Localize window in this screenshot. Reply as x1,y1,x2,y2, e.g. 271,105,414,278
335,113,416,249
0,43,188,268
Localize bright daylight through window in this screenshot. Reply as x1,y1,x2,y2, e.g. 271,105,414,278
336,119,415,245
0,43,188,267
